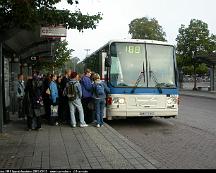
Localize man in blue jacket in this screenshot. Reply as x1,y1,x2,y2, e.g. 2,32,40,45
80,69,94,124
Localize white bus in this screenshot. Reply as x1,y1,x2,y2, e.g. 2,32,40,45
82,39,179,120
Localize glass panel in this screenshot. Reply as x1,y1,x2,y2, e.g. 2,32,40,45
146,44,176,88
110,43,147,87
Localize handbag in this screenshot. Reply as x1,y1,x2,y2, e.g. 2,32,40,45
34,107,45,117
51,105,58,117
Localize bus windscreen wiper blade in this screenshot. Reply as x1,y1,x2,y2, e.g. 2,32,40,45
156,83,176,88
149,69,162,94
131,62,145,93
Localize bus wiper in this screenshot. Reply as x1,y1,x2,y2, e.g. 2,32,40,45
131,72,144,93
156,83,176,88
149,69,162,94
131,62,145,93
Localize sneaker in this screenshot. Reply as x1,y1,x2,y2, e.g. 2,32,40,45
55,122,59,126
80,124,88,127
101,124,104,127
72,124,76,128
96,124,100,128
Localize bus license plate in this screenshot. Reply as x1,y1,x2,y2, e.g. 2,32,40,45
139,112,154,116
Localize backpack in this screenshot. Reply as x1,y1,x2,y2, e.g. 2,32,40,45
66,82,77,101
95,83,105,97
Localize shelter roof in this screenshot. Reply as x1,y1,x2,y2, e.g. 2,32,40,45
2,26,60,64
196,53,216,66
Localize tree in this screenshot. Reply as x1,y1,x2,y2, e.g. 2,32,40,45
0,0,102,39
176,19,216,90
76,61,84,74
128,17,166,41
63,56,80,72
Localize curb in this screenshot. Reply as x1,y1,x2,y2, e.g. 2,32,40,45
180,92,216,100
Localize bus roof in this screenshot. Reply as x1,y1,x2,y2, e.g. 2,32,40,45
86,39,174,58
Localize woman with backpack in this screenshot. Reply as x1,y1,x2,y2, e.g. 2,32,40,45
65,72,88,128
92,73,110,128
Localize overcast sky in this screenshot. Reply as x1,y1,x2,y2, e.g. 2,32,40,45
56,0,216,61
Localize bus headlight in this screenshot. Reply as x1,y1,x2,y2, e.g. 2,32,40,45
119,98,125,104
112,97,125,104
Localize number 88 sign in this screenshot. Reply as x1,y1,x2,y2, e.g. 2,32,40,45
125,45,141,54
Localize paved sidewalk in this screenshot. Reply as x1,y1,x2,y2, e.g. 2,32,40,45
0,116,161,169
180,89,216,100
1,88,214,170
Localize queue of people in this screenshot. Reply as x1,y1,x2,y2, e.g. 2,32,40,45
16,68,110,131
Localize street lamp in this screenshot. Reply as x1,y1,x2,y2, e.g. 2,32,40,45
84,49,90,56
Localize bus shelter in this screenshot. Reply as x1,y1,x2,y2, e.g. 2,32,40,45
0,26,61,133
196,53,216,91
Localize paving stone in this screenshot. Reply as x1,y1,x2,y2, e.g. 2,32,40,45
1,116,162,170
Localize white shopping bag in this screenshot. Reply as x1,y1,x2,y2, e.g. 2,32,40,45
51,105,58,117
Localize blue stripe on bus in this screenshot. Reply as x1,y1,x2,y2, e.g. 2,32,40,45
107,87,178,95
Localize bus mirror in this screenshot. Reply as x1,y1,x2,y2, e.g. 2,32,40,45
105,57,112,67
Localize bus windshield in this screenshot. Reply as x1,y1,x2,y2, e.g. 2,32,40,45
110,42,176,88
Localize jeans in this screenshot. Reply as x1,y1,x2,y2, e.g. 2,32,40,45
95,99,105,126
69,99,86,126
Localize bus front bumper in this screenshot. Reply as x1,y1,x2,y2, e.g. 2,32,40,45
106,109,178,118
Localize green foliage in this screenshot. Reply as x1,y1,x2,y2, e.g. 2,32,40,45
54,40,72,67
64,56,80,71
128,17,166,41
176,19,216,67
0,0,102,32
182,66,193,75
176,54,184,69
196,63,208,75
176,19,216,80
76,61,84,74
182,64,208,75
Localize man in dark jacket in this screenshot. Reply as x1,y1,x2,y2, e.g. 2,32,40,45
80,69,94,124
59,69,72,124
23,72,43,130
42,73,50,121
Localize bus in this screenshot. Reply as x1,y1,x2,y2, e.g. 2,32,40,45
82,39,179,120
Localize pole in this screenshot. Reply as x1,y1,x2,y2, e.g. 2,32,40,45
213,65,215,91
0,43,3,133
84,49,90,56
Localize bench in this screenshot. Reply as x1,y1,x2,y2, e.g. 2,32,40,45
197,86,211,91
